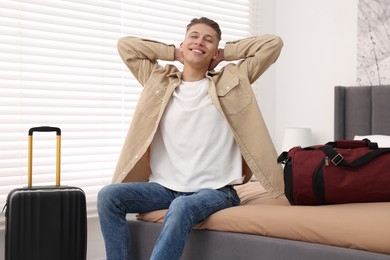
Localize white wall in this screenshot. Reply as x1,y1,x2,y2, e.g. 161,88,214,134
86,217,106,259
255,0,278,142
258,0,359,152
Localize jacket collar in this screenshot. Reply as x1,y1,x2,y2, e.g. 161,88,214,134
167,70,220,79
206,70,220,77
167,71,182,78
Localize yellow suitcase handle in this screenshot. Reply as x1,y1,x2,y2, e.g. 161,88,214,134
28,127,61,187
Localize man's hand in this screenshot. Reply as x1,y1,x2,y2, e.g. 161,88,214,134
208,48,224,71
174,48,184,64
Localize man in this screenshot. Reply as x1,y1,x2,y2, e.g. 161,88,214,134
98,17,284,260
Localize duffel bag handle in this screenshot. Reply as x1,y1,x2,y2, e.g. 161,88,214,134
326,139,378,150
277,152,289,164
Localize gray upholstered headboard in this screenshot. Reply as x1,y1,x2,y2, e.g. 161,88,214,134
334,85,390,140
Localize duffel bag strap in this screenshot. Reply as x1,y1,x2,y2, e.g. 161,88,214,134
321,145,390,167
326,139,378,149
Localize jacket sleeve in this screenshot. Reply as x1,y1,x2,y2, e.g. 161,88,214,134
223,35,283,84
117,36,176,86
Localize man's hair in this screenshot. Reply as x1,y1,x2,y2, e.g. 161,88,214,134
186,17,221,41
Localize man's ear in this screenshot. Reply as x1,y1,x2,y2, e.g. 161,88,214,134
179,42,183,51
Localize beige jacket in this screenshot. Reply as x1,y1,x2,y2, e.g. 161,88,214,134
114,35,284,198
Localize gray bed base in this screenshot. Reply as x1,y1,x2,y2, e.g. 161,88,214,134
128,85,390,259
128,220,390,260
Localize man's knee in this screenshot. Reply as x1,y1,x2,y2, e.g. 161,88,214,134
97,184,118,212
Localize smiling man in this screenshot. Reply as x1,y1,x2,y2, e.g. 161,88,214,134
98,17,284,260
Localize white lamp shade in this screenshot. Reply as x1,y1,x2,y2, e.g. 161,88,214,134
281,127,312,152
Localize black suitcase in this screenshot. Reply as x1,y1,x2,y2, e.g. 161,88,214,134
5,126,87,260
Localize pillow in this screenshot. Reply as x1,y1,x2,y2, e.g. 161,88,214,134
354,135,390,147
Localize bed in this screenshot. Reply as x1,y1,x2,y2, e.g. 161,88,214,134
127,85,390,260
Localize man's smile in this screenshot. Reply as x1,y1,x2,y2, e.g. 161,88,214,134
190,48,205,54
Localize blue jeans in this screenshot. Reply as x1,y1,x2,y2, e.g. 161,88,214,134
97,182,240,260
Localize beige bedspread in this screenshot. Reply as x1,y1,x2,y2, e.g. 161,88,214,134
137,181,390,255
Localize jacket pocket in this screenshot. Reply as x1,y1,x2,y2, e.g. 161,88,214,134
217,77,252,115
138,82,165,119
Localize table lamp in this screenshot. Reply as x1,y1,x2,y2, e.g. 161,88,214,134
281,127,312,152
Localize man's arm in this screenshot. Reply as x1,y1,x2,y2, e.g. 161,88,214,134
223,35,283,83
117,36,176,86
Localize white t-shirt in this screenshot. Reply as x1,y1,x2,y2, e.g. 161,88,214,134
150,78,243,192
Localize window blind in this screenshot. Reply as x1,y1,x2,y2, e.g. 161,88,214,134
0,0,257,228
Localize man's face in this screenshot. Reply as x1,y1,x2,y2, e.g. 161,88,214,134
180,23,219,68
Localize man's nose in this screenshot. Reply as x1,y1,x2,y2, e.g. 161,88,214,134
195,38,204,46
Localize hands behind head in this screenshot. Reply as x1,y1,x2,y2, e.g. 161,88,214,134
208,48,224,71
174,48,184,64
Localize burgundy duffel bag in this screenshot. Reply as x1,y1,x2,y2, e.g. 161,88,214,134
277,139,390,205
